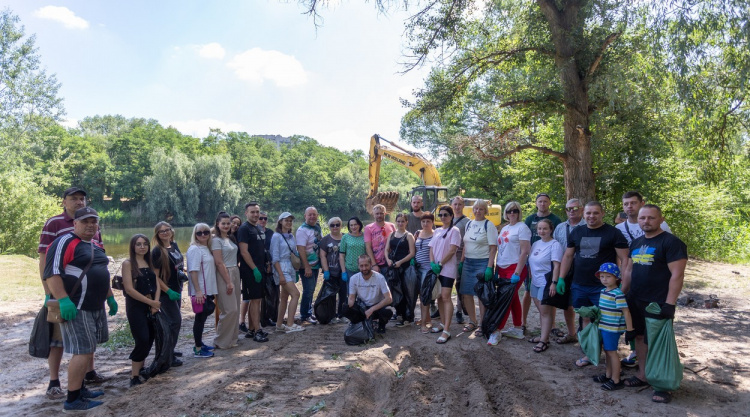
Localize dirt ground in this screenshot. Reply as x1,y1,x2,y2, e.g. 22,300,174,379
1,259,749,416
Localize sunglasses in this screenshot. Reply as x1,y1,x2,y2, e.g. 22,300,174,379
565,207,580,212
196,230,210,237
259,217,268,221
506,209,520,214
330,223,341,227
438,213,452,218
157,229,172,235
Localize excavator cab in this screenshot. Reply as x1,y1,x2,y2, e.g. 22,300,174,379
411,185,450,214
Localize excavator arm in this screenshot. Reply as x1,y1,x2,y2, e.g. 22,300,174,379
366,134,442,214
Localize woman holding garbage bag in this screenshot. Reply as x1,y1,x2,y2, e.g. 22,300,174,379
460,199,498,336
527,219,563,353
488,201,532,346
415,213,435,333
429,206,462,344
123,234,161,387
320,217,347,324
385,213,416,327
271,213,305,333
152,221,184,362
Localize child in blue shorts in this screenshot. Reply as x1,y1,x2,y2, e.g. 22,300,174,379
594,262,634,390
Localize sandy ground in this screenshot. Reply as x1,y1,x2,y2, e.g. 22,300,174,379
1,259,749,416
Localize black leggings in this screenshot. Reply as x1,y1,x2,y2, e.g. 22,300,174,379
193,295,215,347
126,298,155,362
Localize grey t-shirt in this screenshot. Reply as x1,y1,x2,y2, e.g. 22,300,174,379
348,271,390,306
453,216,470,259
406,212,423,234
211,237,238,268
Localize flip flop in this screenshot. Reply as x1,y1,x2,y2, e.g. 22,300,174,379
436,331,451,344
652,391,672,403
462,322,477,333
575,357,592,368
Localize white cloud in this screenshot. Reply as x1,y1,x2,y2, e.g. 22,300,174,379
33,6,89,30
227,48,308,87
60,118,78,129
167,119,245,138
197,43,226,60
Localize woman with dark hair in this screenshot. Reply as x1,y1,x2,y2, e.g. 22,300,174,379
152,222,184,363
123,234,161,387
527,218,563,353
187,223,218,358
270,212,305,333
428,206,462,343
488,201,532,346
415,213,435,333
230,215,242,236
338,217,366,287
211,212,241,349
385,213,416,326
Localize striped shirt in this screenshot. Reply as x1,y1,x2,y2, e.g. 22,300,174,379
414,235,433,268
598,287,628,333
38,211,102,253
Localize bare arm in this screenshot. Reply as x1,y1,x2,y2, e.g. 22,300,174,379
122,260,160,310
622,307,634,331
558,247,575,278
46,275,68,300
549,260,561,296
615,247,630,269
239,242,257,270
319,247,329,272
366,292,393,318
439,244,458,266
384,233,393,267
39,252,51,295
665,258,687,305
487,245,498,268
621,257,633,294
212,248,233,294
515,240,530,275
365,241,379,272
348,292,356,308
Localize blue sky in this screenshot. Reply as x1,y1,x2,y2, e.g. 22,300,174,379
6,1,431,152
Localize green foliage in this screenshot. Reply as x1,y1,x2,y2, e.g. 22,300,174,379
101,321,134,350
0,171,59,256
143,148,199,224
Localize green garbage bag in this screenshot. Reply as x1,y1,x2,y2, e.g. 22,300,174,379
645,302,684,392
576,305,602,366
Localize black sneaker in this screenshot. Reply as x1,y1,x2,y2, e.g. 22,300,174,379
257,329,269,338
173,351,183,357
239,323,249,334
84,371,107,384
253,332,269,343
430,310,441,319
171,358,183,367
129,376,143,388
245,329,256,339
376,324,386,334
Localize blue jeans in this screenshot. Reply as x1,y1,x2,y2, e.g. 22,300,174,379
299,268,319,319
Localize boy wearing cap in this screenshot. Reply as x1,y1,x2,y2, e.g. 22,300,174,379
595,262,634,391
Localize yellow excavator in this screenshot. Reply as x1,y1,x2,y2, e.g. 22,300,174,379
366,134,503,226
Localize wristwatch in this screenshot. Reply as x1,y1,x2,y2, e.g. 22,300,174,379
552,280,558,284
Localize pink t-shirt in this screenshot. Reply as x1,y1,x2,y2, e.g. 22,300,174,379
363,222,395,266
428,226,462,279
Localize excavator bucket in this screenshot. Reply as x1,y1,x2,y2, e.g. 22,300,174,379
365,191,400,215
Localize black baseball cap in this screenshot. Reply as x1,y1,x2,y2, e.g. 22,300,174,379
74,207,99,220
62,187,87,199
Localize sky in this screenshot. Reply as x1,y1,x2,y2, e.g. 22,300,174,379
5,0,432,153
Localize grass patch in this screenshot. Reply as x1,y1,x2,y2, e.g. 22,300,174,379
0,255,43,302
101,321,134,350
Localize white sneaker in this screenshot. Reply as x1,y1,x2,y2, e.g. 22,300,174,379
331,317,341,324
285,324,305,333
501,327,524,340
487,330,502,346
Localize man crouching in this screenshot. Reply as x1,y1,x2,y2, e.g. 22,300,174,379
344,255,393,334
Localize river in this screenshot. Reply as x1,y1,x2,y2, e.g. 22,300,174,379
101,226,194,259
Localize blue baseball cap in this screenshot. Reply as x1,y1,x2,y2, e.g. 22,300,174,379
595,262,621,280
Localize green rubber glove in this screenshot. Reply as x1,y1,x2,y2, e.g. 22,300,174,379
556,277,566,295
59,297,77,321
409,259,415,266
253,267,263,283
295,271,300,283
458,262,464,277
430,262,442,275
484,267,493,281
44,294,50,306
107,295,118,316
166,289,181,301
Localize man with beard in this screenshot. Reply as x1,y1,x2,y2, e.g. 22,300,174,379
406,195,426,234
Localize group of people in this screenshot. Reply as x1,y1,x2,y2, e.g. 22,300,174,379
36,186,687,411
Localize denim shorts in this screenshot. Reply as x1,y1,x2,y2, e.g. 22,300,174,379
570,283,604,309
600,329,623,351
529,283,546,301
459,258,488,295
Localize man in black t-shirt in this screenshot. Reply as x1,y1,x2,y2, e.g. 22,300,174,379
621,205,687,401
43,207,117,411
558,201,628,366
237,202,269,343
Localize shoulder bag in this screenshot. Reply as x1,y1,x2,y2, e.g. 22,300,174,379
283,234,302,270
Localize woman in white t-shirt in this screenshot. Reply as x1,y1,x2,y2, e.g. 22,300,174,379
488,201,531,346
187,223,219,358
428,206,462,344
527,219,562,353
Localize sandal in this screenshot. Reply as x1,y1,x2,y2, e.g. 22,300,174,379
420,326,432,334
436,331,451,344
430,325,445,334
463,322,477,333
551,328,565,338
474,328,483,336
533,341,549,353
652,391,672,403
575,357,592,368
592,374,609,383
602,379,624,391
623,376,648,388
556,334,578,344
528,336,542,343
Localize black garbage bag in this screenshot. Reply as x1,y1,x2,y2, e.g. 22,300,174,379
474,273,496,307
262,275,280,325
384,267,403,307
420,270,440,306
542,267,572,310
344,300,374,345
481,279,516,339
401,265,420,322
29,306,51,359
314,280,340,325
141,312,173,379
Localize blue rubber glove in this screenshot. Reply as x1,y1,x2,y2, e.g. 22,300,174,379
556,277,566,295
458,262,464,277
253,268,262,283
430,262,442,275
510,273,521,284
323,271,330,280
342,272,348,282
166,289,181,301
107,295,118,316
484,267,493,281
59,297,77,321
